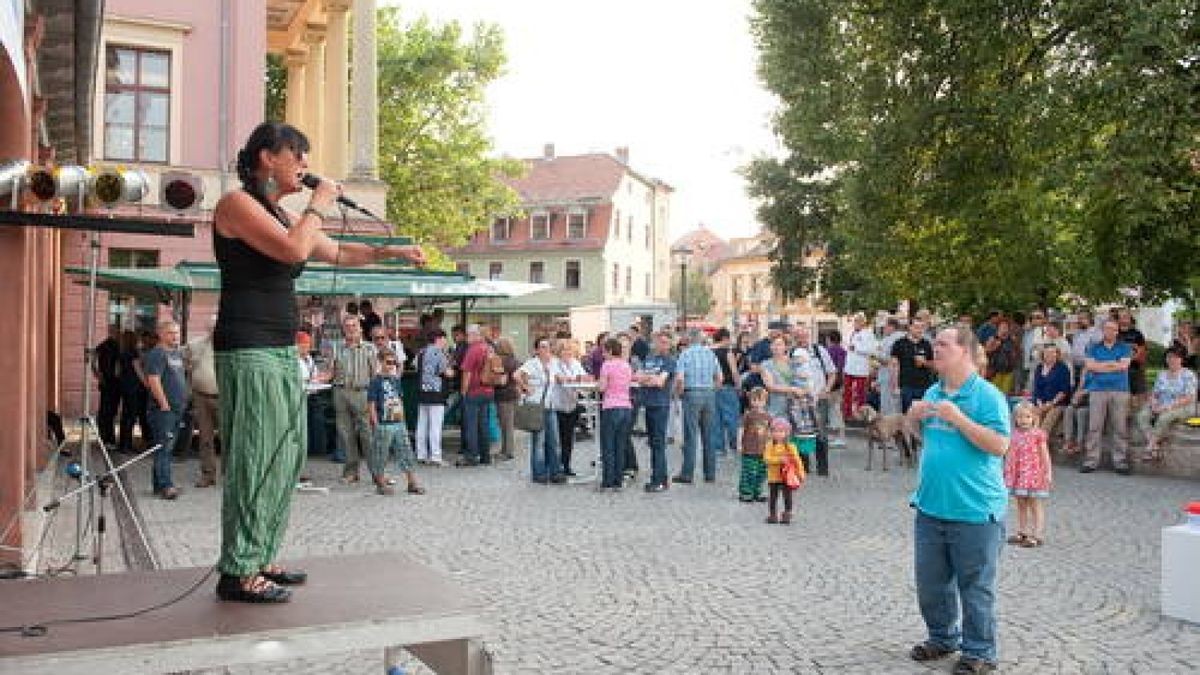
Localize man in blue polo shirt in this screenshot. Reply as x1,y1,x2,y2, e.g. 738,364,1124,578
907,327,1010,675
673,329,723,483
1082,319,1133,474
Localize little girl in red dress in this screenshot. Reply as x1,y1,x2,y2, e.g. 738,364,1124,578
1004,402,1052,547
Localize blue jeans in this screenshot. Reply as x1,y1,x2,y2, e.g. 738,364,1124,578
644,405,670,486
681,389,717,480
462,394,493,463
528,408,561,481
599,407,632,488
715,385,741,453
901,385,929,414
914,510,1004,664
148,407,181,491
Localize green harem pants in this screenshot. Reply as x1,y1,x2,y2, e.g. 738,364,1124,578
215,347,306,577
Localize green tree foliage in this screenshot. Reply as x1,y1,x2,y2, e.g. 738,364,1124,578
375,9,522,252
264,9,522,264
746,0,1200,315
264,53,286,123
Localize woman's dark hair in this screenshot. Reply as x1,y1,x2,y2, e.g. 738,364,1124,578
235,122,310,210
715,328,730,341
1165,346,1186,362
604,338,623,357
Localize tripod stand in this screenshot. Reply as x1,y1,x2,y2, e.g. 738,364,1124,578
63,212,159,572
44,442,160,573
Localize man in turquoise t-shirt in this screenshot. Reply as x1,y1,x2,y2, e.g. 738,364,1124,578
907,327,1011,675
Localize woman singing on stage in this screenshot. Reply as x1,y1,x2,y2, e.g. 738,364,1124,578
212,122,425,602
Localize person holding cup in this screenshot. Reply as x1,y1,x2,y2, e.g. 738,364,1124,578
890,319,936,413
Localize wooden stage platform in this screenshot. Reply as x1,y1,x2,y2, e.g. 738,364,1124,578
0,552,491,674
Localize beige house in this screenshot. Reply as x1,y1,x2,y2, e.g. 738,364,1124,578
447,146,675,351
709,233,840,336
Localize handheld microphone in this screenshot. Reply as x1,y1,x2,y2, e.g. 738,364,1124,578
299,173,381,220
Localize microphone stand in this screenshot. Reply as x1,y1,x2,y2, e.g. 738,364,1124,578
42,444,161,574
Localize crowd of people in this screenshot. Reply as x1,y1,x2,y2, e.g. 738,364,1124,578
96,303,1199,513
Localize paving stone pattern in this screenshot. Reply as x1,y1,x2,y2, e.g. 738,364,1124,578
122,433,1200,674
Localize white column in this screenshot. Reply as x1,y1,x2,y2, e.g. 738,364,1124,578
349,0,379,180
302,25,326,171
323,1,350,178
284,48,307,131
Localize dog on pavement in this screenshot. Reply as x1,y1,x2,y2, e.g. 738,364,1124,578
856,404,920,471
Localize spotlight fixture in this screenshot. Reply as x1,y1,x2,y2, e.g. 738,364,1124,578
91,167,149,207
28,165,89,203
159,171,204,212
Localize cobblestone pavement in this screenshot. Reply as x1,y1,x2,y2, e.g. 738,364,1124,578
111,431,1200,674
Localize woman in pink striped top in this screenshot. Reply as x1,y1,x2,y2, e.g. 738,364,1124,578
597,338,633,490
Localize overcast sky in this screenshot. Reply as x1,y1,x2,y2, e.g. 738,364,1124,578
383,0,781,242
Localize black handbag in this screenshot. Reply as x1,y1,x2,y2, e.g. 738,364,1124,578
515,364,551,432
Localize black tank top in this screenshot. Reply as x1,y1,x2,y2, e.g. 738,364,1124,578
212,192,305,351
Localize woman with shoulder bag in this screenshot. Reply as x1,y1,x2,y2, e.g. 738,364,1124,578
515,337,565,484
415,329,454,465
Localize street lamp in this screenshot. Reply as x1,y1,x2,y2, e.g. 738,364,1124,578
672,245,692,331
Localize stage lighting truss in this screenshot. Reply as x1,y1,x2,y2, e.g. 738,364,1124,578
91,167,149,208
0,159,30,208
159,171,204,213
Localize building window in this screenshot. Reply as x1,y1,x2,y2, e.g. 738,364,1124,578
489,262,503,280
612,209,620,240
565,260,581,289
107,248,159,331
645,221,652,248
529,261,545,284
456,262,470,276
491,217,512,242
104,45,170,163
624,266,632,294
612,263,619,292
567,211,586,239
626,215,633,243
531,212,550,240
645,272,652,298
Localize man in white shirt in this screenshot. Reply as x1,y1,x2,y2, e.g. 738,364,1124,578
843,313,877,419
185,330,219,488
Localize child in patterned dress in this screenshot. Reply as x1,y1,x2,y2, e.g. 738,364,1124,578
738,387,772,502
1004,402,1051,547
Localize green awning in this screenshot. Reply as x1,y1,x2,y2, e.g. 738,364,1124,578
65,261,552,301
